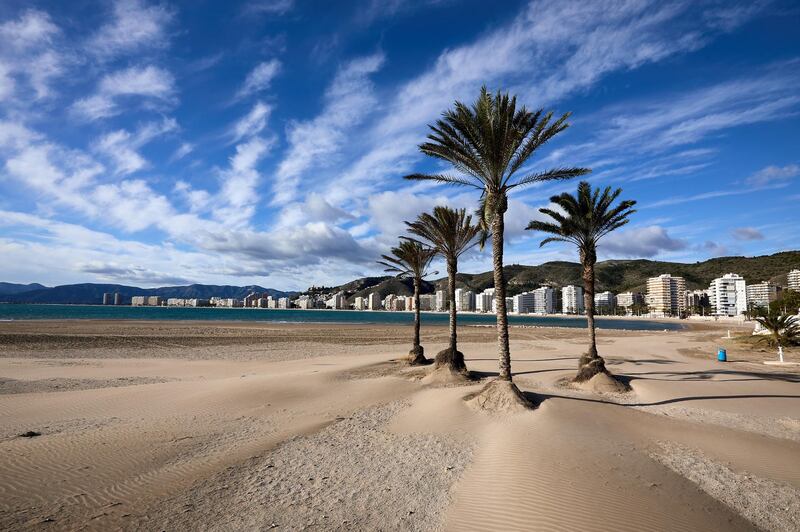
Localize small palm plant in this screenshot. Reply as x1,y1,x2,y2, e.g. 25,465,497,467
405,206,481,373
527,181,636,383
377,240,437,365
405,87,589,393
754,309,799,362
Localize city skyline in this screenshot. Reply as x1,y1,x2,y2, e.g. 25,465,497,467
0,1,799,290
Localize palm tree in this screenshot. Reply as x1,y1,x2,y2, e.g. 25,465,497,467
405,206,480,373
527,181,636,382
405,88,589,385
754,309,799,362
377,240,437,365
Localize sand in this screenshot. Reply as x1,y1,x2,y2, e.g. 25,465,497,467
1,319,799,531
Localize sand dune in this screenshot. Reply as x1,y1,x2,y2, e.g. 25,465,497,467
1,320,798,530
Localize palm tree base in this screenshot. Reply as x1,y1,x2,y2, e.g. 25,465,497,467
574,353,607,382
573,354,630,393
466,379,535,413
434,348,467,373
407,345,427,366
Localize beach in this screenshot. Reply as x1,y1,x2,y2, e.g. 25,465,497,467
1,319,799,531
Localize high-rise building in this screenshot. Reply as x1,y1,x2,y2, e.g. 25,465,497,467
113,293,122,305
455,288,475,311
788,269,800,291
745,281,780,309
102,292,113,305
533,287,556,314
435,290,446,312
647,274,686,317
561,285,584,314
512,292,535,314
615,292,644,310
354,296,366,310
594,291,615,313
278,297,290,309
475,289,494,313
326,291,347,310
367,292,381,310
709,273,747,316
686,289,710,312
418,294,435,311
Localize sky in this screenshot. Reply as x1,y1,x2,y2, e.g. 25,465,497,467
0,0,798,290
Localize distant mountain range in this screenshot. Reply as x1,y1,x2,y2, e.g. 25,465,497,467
0,283,293,305
3,251,798,305
313,250,800,302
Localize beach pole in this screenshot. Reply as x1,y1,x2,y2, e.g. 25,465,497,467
778,346,784,363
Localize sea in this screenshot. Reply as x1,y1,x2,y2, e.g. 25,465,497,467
0,304,684,331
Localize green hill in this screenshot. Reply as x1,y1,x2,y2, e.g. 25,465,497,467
325,251,800,300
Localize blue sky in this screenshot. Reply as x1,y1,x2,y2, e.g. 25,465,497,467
0,0,798,290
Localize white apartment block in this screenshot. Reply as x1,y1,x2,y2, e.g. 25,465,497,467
367,292,381,310
492,296,514,314
326,291,347,310
594,291,615,311
435,290,447,312
353,296,366,310
745,281,779,309
475,290,493,313
789,269,800,291
709,273,747,317
455,288,475,311
418,294,435,311
561,285,584,314
513,292,535,314
533,287,557,314
267,296,276,309
131,296,146,306
647,274,686,317
686,289,710,309
615,292,643,309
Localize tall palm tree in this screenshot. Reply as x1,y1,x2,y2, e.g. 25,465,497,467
377,240,437,365
406,206,480,373
527,181,636,382
405,88,589,384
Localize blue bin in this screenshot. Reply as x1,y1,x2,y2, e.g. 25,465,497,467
717,348,727,362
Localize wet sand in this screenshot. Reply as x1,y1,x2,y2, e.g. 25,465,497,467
0,320,798,531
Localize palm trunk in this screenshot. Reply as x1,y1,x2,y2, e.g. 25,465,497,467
448,257,457,353
576,248,606,382
493,213,512,381
413,277,421,351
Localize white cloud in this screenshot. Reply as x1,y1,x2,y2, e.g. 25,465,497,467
242,0,295,15
171,142,194,161
215,136,272,227
72,65,176,120
237,59,281,99
87,0,173,58
745,164,800,187
272,52,384,204
231,101,272,142
93,118,178,175
0,9,58,49
600,225,687,257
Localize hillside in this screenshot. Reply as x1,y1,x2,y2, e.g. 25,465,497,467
0,282,47,296
321,251,800,300
1,284,292,305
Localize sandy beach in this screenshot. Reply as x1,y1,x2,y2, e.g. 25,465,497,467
1,319,799,531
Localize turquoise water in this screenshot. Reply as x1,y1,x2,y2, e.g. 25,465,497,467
0,304,684,331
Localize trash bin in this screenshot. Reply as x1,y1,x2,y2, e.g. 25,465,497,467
717,348,727,362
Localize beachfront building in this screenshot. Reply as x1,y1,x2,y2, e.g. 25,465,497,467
615,292,644,314
257,297,269,308
278,297,290,309
186,299,209,307
167,298,188,307
102,292,113,305
709,273,747,317
745,281,780,309
353,296,366,310
512,292,535,314
686,289,710,310
367,292,381,310
294,295,312,309
113,293,122,305
561,285,584,315
435,290,446,312
214,298,242,308
131,296,146,306
594,291,615,314
789,269,800,291
492,296,514,314
476,289,494,313
533,287,557,314
326,291,347,310
455,288,475,311
419,294,435,311
647,274,686,317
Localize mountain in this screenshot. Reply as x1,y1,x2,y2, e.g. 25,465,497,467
0,282,47,296
314,251,800,301
1,283,293,305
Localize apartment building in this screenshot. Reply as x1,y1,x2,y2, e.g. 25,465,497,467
745,281,780,309
709,273,747,316
788,269,800,291
646,274,686,317
561,285,584,314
